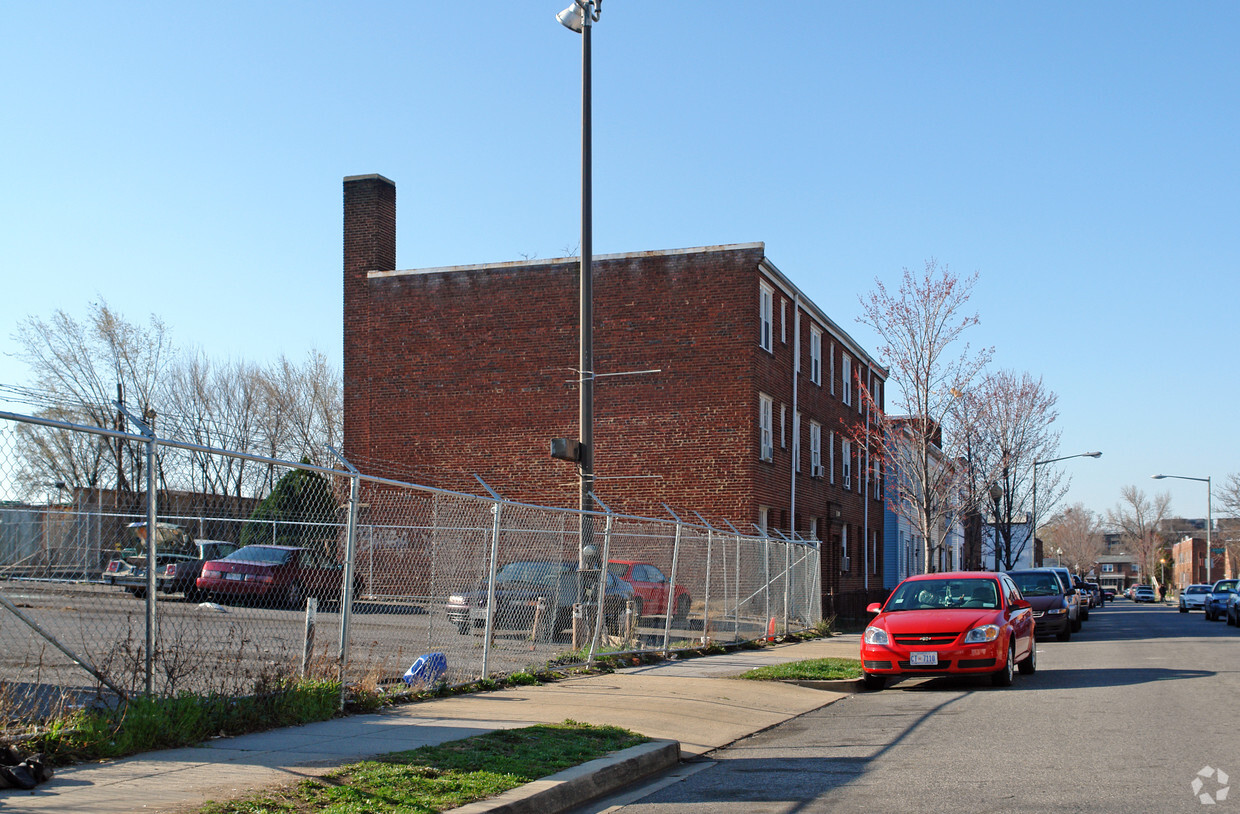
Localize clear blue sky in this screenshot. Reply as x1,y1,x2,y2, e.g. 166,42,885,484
2,2,1237,520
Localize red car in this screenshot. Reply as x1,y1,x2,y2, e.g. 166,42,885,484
860,571,1036,691
607,560,691,621
195,544,358,608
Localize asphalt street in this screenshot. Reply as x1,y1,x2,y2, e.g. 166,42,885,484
581,601,1240,813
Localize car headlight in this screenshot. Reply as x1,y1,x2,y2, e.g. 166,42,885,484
449,595,466,605
963,624,1000,643
1045,607,1067,616
864,626,889,645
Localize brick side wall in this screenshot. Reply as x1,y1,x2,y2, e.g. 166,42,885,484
342,177,887,600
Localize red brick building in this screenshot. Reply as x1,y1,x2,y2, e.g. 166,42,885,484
342,174,888,605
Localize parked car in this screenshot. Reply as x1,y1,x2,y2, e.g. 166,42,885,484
1179,584,1213,613
1006,569,1073,641
607,560,691,622
103,522,236,602
445,560,637,639
1133,585,1157,603
1102,588,1116,601
1071,574,1093,619
1085,582,1104,606
1043,567,1082,631
195,545,359,608
860,571,1036,691
1204,579,1239,621
1227,590,1240,627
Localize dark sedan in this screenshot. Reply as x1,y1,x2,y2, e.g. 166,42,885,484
445,560,636,640
1006,569,1073,641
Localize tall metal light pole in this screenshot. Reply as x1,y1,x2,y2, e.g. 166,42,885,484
1152,473,1212,584
1031,451,1102,564
558,1,602,648
557,0,600,529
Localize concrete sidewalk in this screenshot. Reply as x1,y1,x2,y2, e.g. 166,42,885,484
0,635,861,814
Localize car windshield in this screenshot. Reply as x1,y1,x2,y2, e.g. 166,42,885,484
1187,586,1210,594
1008,572,1061,596
606,562,629,577
495,562,574,586
1212,581,1237,592
885,578,999,611
224,546,292,565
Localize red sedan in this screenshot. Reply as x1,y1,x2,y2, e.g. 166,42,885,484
196,544,356,609
607,560,691,621
860,571,1036,691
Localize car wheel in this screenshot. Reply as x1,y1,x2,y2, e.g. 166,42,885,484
862,673,885,691
673,595,691,626
1080,607,1089,622
1227,612,1237,627
991,642,1015,687
1205,608,1215,621
1071,617,1081,633
127,587,146,599
1055,627,1071,642
1180,605,1188,613
1018,642,1037,675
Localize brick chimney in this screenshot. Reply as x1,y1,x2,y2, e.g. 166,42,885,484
343,174,396,464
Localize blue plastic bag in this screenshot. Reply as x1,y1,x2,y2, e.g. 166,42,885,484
403,652,448,686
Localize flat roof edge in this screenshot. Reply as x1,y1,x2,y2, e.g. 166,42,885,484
368,242,765,279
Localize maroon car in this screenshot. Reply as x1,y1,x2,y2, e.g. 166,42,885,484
196,545,358,608
607,560,691,622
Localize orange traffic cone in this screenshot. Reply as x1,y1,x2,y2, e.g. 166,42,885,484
766,617,777,642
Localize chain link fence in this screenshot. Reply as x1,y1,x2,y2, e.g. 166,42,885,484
0,409,821,730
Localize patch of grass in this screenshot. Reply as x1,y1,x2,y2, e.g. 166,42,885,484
196,720,648,814
18,676,342,764
736,657,863,681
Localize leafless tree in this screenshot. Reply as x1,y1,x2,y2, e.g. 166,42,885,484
260,351,342,470
12,301,174,496
1213,473,1240,577
1105,485,1172,588
11,303,342,503
1040,503,1104,575
853,259,994,573
961,370,1062,570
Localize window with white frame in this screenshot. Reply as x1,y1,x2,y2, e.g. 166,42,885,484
780,403,787,449
830,341,836,396
810,326,822,385
842,355,852,406
780,298,787,344
758,506,771,535
810,421,822,477
842,439,852,488
759,394,774,461
841,525,849,570
809,517,818,543
1102,563,1114,573
759,282,774,353
829,431,836,484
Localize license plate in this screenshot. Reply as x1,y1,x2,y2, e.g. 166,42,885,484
225,573,244,581
910,651,938,666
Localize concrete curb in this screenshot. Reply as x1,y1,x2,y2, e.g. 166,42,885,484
784,678,864,693
443,739,681,814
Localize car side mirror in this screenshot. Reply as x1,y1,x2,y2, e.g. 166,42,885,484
1012,598,1031,610
866,602,883,614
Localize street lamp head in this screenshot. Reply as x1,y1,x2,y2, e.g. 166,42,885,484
556,1,587,32
988,482,1003,502
1151,474,1166,480
1085,451,1102,458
